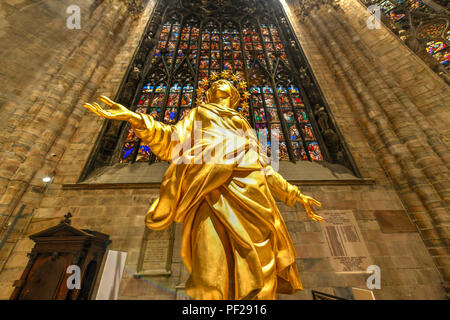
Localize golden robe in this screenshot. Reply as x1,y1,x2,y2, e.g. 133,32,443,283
133,102,303,300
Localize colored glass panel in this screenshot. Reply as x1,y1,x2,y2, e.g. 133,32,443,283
426,41,447,54
120,13,326,163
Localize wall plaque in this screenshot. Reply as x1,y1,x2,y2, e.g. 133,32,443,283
136,225,174,275
320,210,372,272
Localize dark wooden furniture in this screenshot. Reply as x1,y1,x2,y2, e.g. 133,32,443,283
312,290,346,300
10,213,110,300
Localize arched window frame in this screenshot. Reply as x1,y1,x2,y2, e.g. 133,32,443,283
81,0,361,180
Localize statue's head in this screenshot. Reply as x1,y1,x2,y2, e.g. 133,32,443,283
205,79,240,109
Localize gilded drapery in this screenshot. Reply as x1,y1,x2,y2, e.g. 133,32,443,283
133,102,303,299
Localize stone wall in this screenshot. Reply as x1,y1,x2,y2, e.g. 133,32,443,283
0,0,158,298
0,0,448,300
0,0,96,132
283,0,449,297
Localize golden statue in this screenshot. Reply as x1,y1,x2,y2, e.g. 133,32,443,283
83,73,323,300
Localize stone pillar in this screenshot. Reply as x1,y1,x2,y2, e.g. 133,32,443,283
288,0,449,294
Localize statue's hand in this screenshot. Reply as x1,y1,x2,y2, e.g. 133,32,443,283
83,95,132,121
296,192,323,222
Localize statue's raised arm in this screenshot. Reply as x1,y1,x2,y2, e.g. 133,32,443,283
83,95,145,129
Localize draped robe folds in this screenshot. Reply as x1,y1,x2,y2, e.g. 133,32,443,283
133,102,303,300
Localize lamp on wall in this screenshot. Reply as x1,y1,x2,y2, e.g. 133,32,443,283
32,171,55,193
42,176,52,183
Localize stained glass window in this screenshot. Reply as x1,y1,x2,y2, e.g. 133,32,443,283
426,40,447,54
365,0,449,72
118,3,326,164
370,0,431,22
418,22,447,39
378,0,395,12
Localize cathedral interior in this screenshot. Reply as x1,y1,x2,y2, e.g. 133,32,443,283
0,0,449,300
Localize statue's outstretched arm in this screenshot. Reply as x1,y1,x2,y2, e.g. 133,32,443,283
83,95,146,129
263,165,323,222
83,95,179,161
